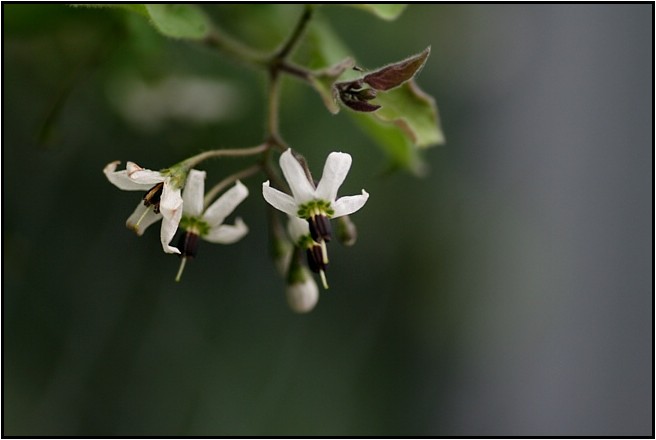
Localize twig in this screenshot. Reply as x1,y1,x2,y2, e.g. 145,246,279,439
203,164,262,209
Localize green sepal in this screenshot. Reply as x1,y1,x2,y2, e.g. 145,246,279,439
297,200,335,219
179,216,210,237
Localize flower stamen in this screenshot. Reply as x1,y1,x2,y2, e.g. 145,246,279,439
319,269,329,290
143,182,165,214
175,231,200,282
175,257,188,283
320,240,329,264
306,240,330,289
309,212,332,242
134,205,153,229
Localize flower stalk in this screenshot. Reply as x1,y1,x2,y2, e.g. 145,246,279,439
181,144,268,171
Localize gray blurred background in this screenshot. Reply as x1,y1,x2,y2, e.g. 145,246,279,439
3,4,652,436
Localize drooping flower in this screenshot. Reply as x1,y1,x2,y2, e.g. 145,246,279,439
175,169,249,281
104,161,186,254
285,263,319,314
262,149,369,242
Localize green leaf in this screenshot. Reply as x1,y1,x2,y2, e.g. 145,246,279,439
372,80,445,148
348,4,408,21
352,112,426,175
70,4,149,18
144,4,211,39
72,4,211,39
297,19,352,71
350,80,444,175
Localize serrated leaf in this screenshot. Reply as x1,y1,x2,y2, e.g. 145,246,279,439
144,4,211,39
372,80,445,148
348,4,407,21
364,47,430,91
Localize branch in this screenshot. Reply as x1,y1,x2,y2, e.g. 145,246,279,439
183,144,268,169
203,164,262,208
274,5,314,61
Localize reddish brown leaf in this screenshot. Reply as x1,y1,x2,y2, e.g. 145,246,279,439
363,47,430,91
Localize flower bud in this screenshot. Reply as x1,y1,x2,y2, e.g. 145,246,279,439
354,88,377,101
286,265,319,313
336,215,357,246
271,236,293,277
334,79,381,112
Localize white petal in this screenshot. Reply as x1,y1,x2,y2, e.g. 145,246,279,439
182,169,206,217
315,152,352,202
286,215,310,243
159,181,183,254
126,161,166,185
203,180,249,227
204,217,249,244
286,271,319,313
104,161,154,191
262,181,299,216
279,149,316,203
126,202,162,236
160,217,181,254
331,190,369,218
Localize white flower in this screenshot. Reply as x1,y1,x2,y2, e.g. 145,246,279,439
180,170,249,244
286,265,319,313
264,150,367,291
262,149,369,240
104,160,184,254
175,170,249,281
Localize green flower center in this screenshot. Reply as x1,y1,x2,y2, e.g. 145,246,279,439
179,215,210,236
297,199,334,219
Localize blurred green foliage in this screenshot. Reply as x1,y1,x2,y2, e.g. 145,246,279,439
64,3,443,173
3,4,451,436
7,3,649,437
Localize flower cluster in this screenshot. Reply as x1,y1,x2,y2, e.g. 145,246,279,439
104,148,368,313
263,149,369,290
92,3,441,315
